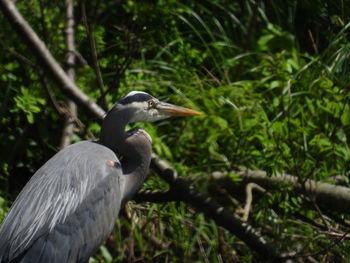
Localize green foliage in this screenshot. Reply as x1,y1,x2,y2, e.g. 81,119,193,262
1,0,350,262
0,197,7,223
11,87,46,124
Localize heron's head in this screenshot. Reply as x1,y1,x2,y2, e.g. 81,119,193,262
116,91,201,123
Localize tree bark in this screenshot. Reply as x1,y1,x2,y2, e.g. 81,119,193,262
60,0,77,149
150,154,282,261
212,169,350,215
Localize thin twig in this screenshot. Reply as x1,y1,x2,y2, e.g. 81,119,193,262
242,183,266,222
41,76,85,130
81,2,108,111
41,76,65,116
281,229,350,261
99,56,131,104
202,66,221,85
308,29,318,54
197,238,210,263
0,41,36,68
320,231,350,239
309,196,331,231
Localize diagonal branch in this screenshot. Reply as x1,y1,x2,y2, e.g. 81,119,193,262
0,0,105,119
134,189,178,203
212,169,350,215
150,154,282,261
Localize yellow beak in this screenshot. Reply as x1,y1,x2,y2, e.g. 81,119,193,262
156,102,202,116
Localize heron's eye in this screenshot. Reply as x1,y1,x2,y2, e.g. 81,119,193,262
148,100,156,109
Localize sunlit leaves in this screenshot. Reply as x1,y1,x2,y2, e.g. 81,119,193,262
11,87,46,124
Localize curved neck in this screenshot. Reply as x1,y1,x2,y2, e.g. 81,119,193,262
100,106,130,152
100,106,152,204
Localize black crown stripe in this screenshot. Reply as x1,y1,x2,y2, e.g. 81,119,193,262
118,93,153,105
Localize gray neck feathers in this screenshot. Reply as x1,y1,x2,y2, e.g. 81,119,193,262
100,105,152,204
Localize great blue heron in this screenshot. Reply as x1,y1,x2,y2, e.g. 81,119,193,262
0,91,200,263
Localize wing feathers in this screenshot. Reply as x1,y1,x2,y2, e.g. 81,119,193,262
0,141,123,263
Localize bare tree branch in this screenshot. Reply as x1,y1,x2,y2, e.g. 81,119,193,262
0,0,105,119
150,154,282,261
212,169,350,215
242,183,266,222
135,189,178,203
60,0,77,149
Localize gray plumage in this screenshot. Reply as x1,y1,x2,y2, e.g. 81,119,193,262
0,91,200,263
0,142,123,262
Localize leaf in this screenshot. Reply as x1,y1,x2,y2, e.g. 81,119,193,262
336,129,347,143
341,111,350,126
99,245,112,263
11,87,46,124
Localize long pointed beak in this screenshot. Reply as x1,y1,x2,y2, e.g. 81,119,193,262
156,101,202,116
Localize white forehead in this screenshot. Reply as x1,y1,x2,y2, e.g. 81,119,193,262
124,91,150,98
